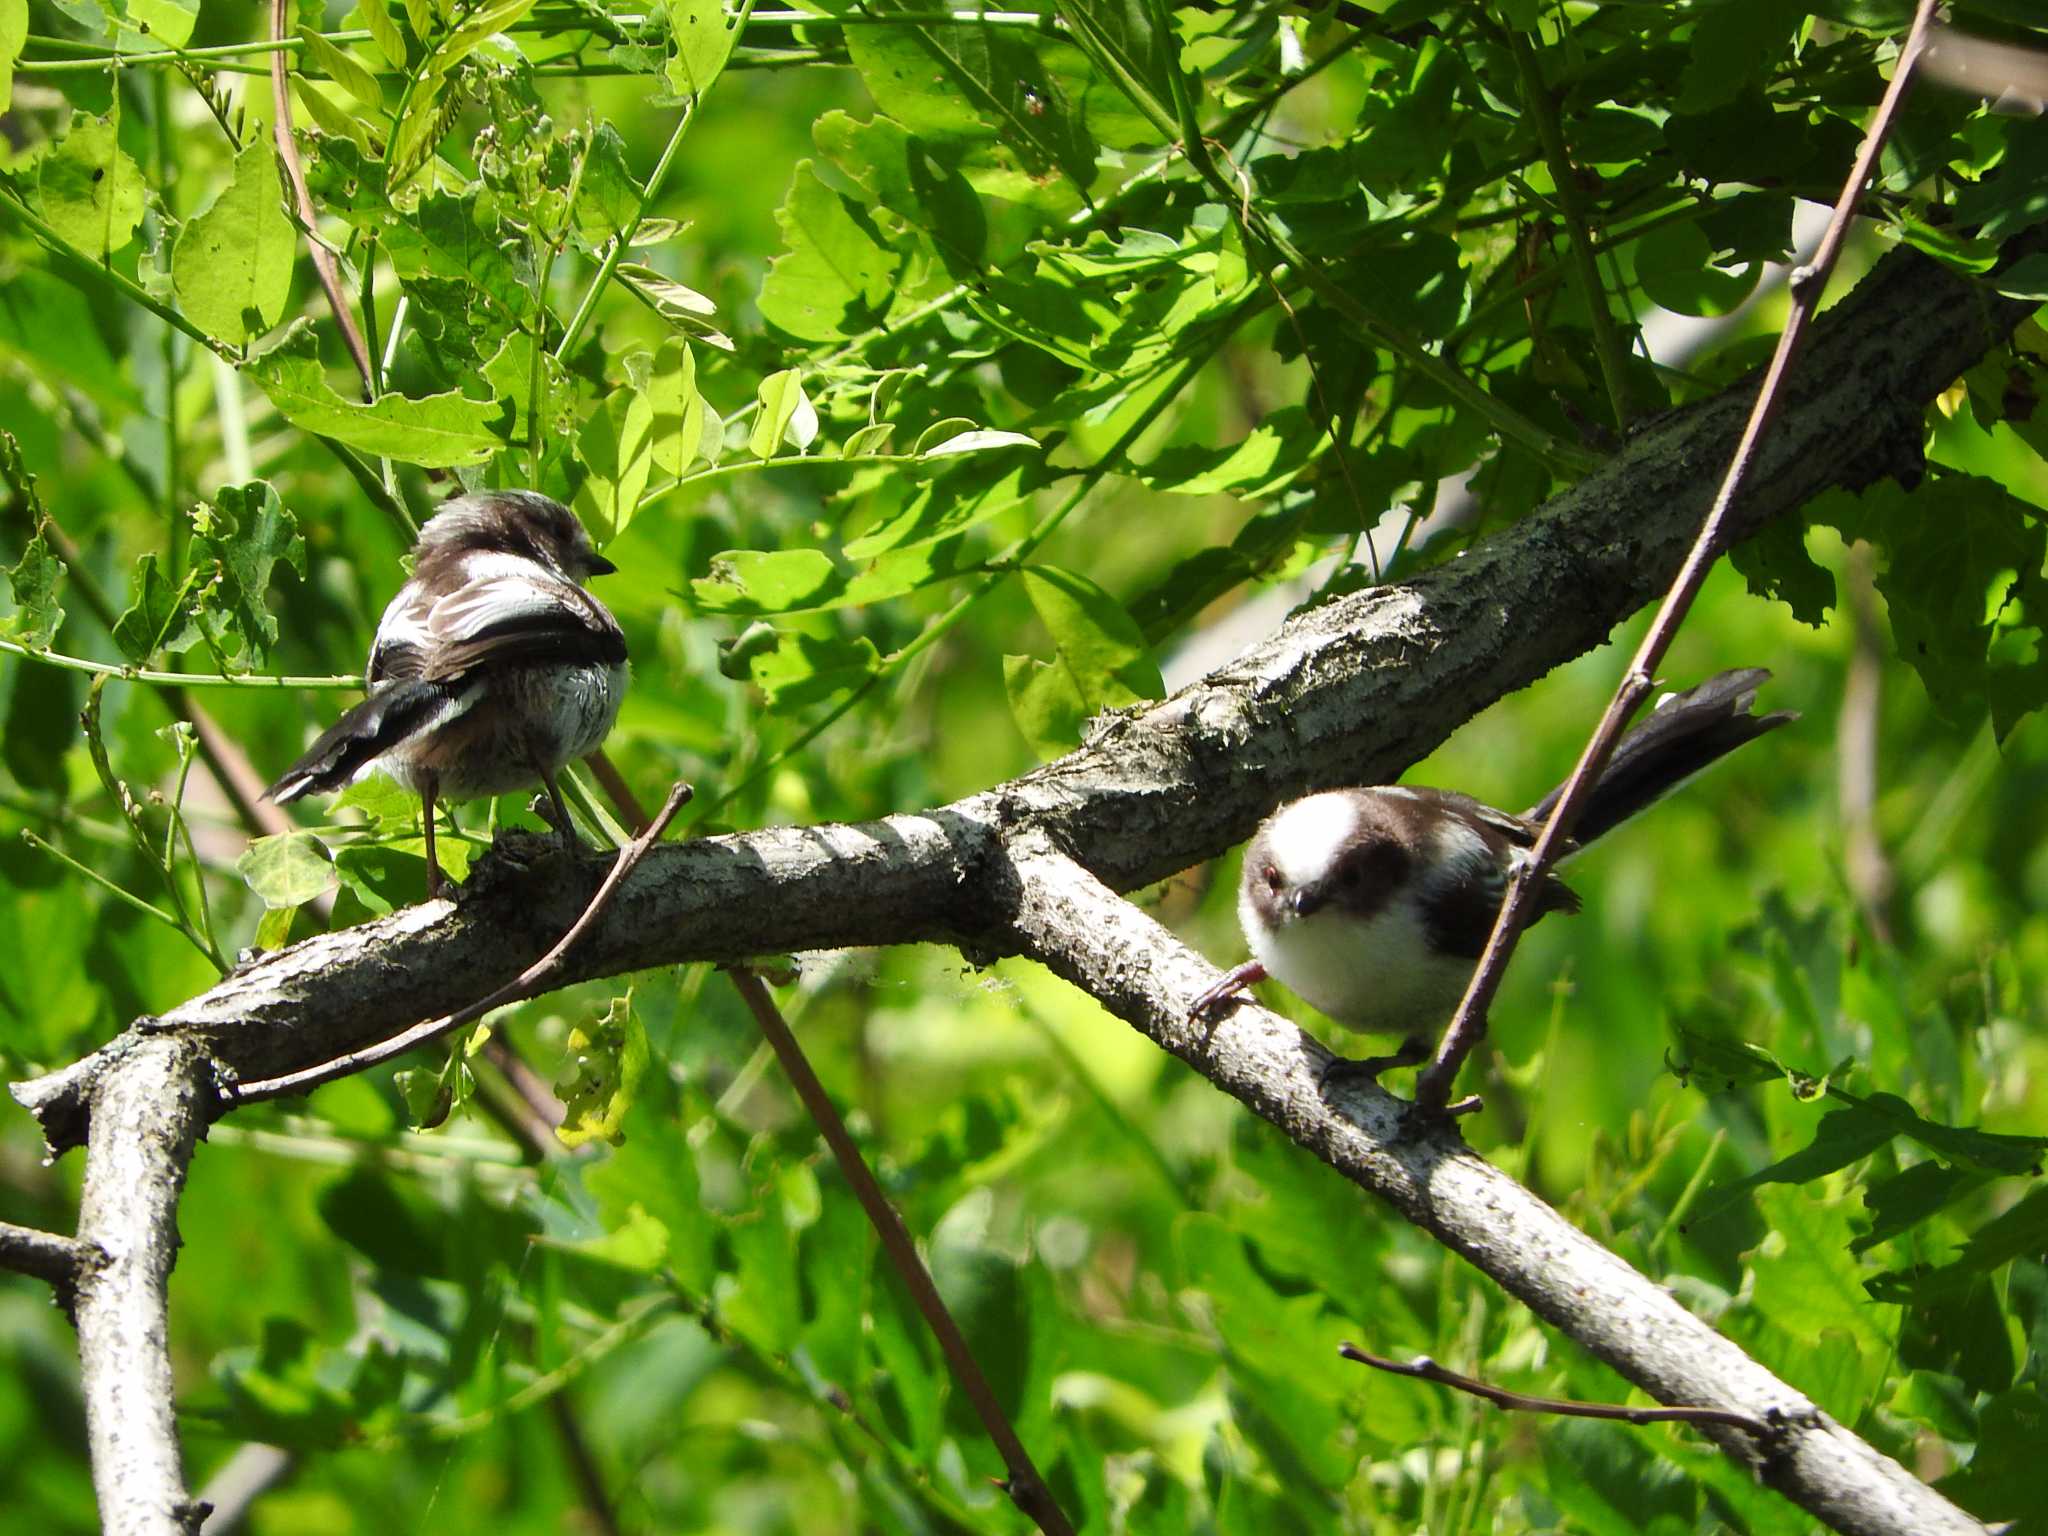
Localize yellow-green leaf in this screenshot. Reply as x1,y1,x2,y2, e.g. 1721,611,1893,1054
38,114,147,260
172,140,296,346
297,27,386,113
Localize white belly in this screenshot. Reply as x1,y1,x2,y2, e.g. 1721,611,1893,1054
1244,895,1475,1037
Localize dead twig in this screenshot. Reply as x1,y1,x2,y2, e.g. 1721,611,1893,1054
1339,1343,1778,1437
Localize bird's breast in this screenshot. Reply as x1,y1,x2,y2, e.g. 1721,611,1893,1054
1244,893,1477,1036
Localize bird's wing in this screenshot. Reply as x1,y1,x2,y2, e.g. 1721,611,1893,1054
420,572,627,679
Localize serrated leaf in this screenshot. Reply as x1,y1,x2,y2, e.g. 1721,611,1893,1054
2,440,64,647
189,482,306,669
236,831,340,909
250,324,506,467
748,368,816,459
172,139,296,346
556,993,648,1149
110,552,200,663
37,113,146,260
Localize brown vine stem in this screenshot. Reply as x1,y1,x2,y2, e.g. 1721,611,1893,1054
577,765,1073,1535
1411,0,1944,1112
228,782,692,1104
1338,1344,1779,1437
724,968,1077,1536
268,0,375,400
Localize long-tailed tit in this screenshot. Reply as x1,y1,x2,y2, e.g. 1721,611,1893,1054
1193,669,1794,1070
267,491,628,899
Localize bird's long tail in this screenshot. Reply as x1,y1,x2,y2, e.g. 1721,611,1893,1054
265,678,471,802
1523,669,1796,846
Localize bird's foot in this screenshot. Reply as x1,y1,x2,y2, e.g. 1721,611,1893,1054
1317,1033,1430,1091
1189,961,1268,1024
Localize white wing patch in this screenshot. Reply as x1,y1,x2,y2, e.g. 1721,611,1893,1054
427,571,582,648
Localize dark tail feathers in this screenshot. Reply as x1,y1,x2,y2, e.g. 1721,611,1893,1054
266,678,461,802
1524,668,1796,845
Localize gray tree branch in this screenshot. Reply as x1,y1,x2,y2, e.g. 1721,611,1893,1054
8,241,2033,1536
992,834,1986,1536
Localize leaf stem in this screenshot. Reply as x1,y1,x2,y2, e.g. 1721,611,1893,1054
0,638,361,690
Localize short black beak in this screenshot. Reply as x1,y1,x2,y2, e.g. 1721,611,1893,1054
586,552,618,577
1290,883,1326,919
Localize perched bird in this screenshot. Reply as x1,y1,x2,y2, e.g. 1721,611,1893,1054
267,490,629,899
1192,670,1794,1068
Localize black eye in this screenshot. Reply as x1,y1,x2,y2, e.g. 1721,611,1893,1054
1338,861,1365,887
1262,865,1282,893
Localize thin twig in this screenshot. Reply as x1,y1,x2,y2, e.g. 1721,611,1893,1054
0,1218,100,1291
269,0,375,400
1411,0,1943,1111
574,749,1070,1533
724,968,1077,1536
227,783,692,1105
1338,1344,1778,1437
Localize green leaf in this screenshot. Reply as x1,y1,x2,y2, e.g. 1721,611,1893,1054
358,0,409,69
172,140,296,346
110,552,200,663
37,113,147,260
189,482,305,670
1634,219,1760,318
735,629,881,711
758,162,898,343
298,27,386,112
645,337,703,476
1020,563,1163,713
249,324,507,468
1,442,64,647
1675,0,1797,115
1854,1162,1988,1254
613,263,734,349
121,0,196,47
556,993,649,1149
692,539,970,614
1729,517,1836,627
920,427,1038,459
1819,475,2048,738
748,368,817,459
842,455,1043,560
662,0,751,101
812,110,987,276
0,0,26,114
235,831,340,910
1003,652,1086,761
573,388,655,545
572,122,642,246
